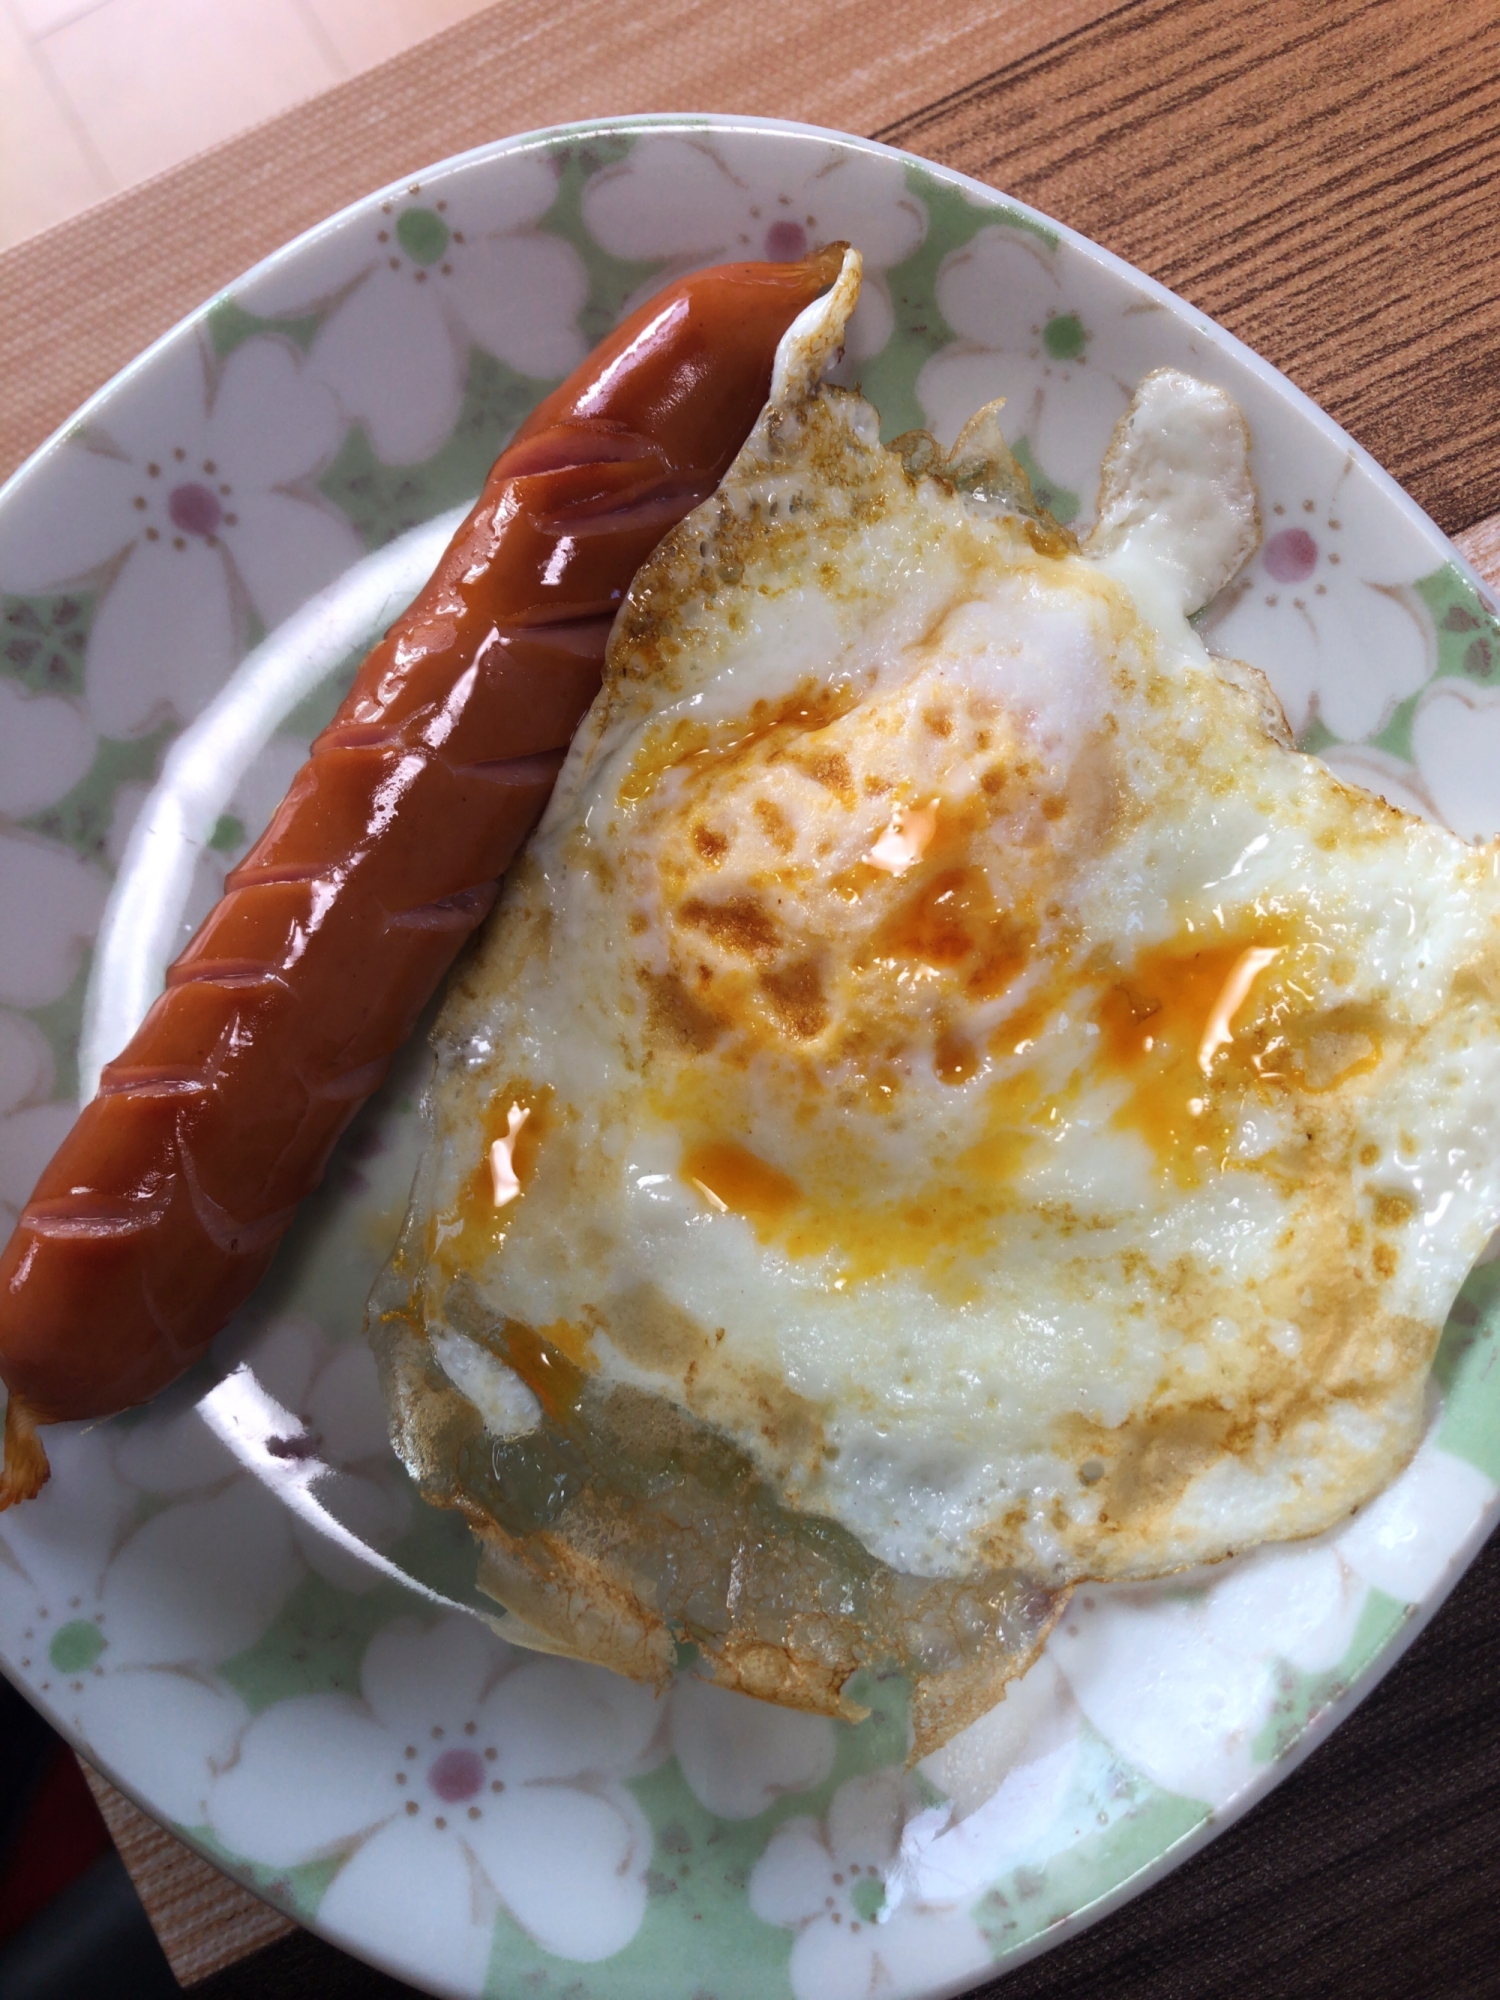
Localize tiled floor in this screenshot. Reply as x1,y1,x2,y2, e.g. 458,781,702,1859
0,0,492,252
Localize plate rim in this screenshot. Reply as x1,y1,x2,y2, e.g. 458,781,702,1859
4,111,1493,611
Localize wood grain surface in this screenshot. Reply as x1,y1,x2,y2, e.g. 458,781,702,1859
883,0,1500,538
4,0,1500,1992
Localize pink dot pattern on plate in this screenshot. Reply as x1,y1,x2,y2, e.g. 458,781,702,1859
1263,527,1318,583
764,220,808,261
167,483,223,538
428,1747,485,1802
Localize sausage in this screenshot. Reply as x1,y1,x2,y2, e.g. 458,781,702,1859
0,245,846,1505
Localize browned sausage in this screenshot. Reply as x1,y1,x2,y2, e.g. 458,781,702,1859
0,245,846,1504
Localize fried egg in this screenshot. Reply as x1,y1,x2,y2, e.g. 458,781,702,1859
373,254,1500,1720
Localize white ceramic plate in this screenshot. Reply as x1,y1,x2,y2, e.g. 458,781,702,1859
2,116,1499,2000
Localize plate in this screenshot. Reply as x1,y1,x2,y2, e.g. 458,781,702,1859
2,115,1500,2000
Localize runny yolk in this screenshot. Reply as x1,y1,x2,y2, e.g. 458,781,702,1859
1094,934,1285,1183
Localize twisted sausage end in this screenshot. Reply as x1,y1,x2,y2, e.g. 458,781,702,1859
1,1394,50,1508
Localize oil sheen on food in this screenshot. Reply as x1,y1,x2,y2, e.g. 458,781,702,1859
406,310,1500,1593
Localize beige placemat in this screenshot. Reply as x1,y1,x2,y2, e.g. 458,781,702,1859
0,0,1117,488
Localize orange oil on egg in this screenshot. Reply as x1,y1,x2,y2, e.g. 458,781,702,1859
654,771,1047,1096
849,797,1041,1073
986,986,1058,1061
645,711,1099,1284
494,1315,593,1422
1092,930,1292,1184
865,861,1036,1003
433,1086,598,1403
676,1130,1022,1289
657,785,1067,1283
959,1060,1057,1178
852,797,1060,1103
681,1140,801,1229
617,677,862,809
434,1082,552,1268
671,1044,1069,1291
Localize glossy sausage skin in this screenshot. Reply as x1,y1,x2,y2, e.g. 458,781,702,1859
0,246,844,1503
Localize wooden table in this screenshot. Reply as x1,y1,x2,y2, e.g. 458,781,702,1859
5,0,1500,1991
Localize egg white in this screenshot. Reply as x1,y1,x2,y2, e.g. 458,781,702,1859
393,286,1500,1594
